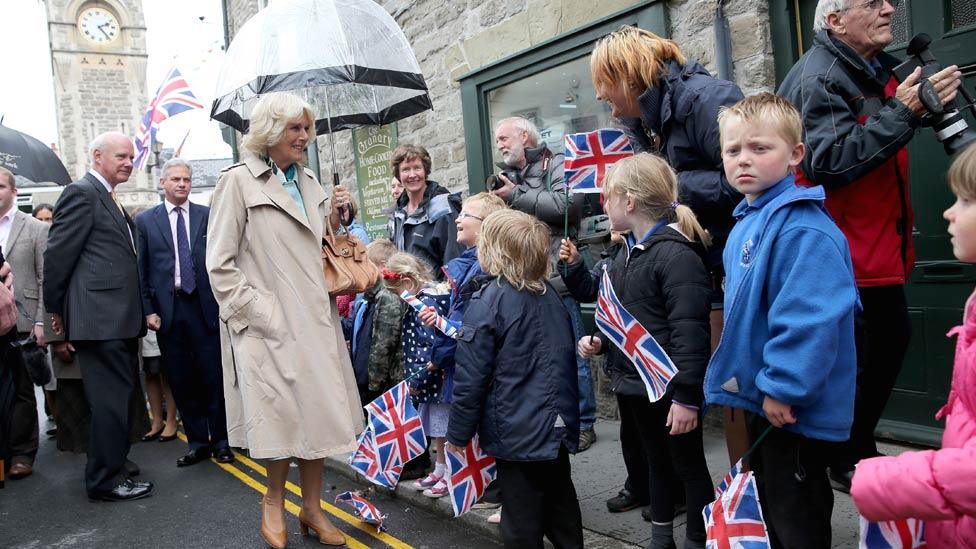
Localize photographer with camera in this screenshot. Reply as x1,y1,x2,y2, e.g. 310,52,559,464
490,117,599,452
778,0,963,493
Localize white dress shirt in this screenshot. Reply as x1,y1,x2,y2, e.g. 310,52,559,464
89,169,134,247
0,205,16,255
164,199,192,289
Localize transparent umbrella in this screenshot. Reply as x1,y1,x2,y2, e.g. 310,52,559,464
211,0,432,186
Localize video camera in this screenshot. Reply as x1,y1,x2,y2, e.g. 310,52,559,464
893,33,976,156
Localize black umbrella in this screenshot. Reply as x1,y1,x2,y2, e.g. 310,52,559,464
0,124,71,185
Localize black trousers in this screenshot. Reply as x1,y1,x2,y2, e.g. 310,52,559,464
617,394,712,542
837,285,911,467
157,291,227,452
747,413,833,549
496,447,583,549
618,393,685,506
76,338,138,496
9,333,38,464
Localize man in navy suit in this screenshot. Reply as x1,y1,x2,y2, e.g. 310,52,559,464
135,158,231,467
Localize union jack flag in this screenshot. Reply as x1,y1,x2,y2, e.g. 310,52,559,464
365,381,427,471
595,265,677,401
859,516,926,548
445,435,497,517
564,129,634,193
400,290,458,339
703,459,770,549
134,67,204,170
348,429,401,488
335,491,387,531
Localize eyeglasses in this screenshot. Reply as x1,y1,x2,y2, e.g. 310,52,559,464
845,0,901,11
457,212,483,221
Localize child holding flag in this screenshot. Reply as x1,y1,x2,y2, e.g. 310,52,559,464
851,143,976,548
418,193,506,510
381,252,451,496
560,152,714,549
448,209,583,549
705,93,859,548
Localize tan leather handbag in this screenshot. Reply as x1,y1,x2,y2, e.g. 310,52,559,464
321,224,379,297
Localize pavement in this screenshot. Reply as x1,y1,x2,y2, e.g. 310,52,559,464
325,418,920,549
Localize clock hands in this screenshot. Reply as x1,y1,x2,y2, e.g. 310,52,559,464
97,22,112,40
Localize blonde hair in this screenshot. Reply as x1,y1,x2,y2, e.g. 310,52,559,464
604,153,711,247
949,142,976,200
463,192,507,218
366,239,397,266
717,92,803,147
241,93,317,157
477,210,551,294
591,26,687,105
383,252,433,294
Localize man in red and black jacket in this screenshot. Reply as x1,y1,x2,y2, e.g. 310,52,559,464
778,0,962,491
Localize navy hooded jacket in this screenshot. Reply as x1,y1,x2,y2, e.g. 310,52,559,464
448,276,579,460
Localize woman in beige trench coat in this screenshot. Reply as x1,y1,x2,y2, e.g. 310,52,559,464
206,93,362,548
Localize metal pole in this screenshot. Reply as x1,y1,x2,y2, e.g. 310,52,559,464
324,86,340,189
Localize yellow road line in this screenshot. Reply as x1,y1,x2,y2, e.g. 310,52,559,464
174,432,412,549
213,459,370,549
232,450,414,549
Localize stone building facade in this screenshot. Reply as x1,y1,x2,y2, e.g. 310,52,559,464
46,0,155,206
223,0,774,198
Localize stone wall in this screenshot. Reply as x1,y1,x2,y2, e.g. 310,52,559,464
305,0,776,198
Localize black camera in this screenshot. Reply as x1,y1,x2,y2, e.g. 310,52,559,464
893,33,976,156
485,170,515,192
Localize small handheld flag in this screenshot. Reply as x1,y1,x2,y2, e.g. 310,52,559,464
348,429,401,489
365,381,427,470
564,129,634,193
594,266,677,401
400,290,458,339
335,491,387,531
703,459,770,549
134,67,204,170
445,435,497,517
859,516,926,548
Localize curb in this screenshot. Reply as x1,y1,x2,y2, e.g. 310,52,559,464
324,455,640,548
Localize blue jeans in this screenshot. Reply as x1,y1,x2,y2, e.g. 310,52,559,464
562,295,596,431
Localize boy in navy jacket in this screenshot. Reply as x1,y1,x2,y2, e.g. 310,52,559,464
706,93,859,549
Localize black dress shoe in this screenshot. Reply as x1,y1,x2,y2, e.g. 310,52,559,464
89,478,154,502
606,488,649,513
158,432,178,443
124,459,140,477
214,447,235,463
829,466,854,494
176,447,213,467
141,428,163,442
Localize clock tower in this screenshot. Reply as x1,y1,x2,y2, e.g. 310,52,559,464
46,0,155,206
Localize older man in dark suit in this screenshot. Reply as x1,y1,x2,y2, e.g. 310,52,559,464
43,132,153,502
135,158,229,468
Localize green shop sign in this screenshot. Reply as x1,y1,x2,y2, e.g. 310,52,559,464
352,123,398,241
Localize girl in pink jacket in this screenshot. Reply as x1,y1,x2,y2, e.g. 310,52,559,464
851,143,976,548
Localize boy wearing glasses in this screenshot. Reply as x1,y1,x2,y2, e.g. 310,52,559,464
778,0,963,494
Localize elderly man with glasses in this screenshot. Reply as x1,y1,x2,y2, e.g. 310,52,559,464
778,0,963,500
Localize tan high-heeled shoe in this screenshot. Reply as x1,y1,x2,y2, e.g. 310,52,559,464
298,509,346,546
261,496,288,549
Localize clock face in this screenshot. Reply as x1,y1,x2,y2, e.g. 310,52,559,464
78,8,120,45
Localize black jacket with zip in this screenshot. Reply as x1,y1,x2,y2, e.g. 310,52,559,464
560,226,711,406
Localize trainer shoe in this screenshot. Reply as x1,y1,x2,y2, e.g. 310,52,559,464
411,472,442,491
606,488,648,513
422,479,448,498
487,508,502,524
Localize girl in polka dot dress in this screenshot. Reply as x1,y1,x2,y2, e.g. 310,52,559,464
381,252,452,498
